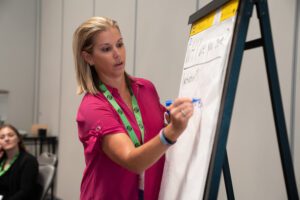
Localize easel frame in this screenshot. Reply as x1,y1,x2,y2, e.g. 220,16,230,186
188,0,299,199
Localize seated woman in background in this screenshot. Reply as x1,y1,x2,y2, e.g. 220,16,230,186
0,124,39,200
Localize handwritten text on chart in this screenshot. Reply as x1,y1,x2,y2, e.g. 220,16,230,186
184,30,230,70
183,68,200,85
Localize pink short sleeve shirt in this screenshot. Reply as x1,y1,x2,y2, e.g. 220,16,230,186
77,77,166,200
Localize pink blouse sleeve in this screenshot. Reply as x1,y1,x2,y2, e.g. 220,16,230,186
77,94,126,153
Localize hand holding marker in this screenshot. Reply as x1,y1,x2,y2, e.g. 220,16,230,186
165,98,201,114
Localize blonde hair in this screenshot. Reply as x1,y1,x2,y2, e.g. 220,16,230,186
73,16,120,95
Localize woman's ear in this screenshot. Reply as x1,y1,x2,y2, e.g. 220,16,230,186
81,51,94,65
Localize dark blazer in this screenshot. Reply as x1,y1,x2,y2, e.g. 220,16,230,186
0,151,40,200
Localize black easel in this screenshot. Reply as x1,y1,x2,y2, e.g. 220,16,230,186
188,0,299,199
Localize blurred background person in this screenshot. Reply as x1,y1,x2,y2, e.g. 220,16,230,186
0,124,39,200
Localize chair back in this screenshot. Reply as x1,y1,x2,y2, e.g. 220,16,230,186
38,152,58,167
38,165,55,200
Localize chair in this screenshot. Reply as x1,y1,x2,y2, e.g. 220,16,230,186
38,152,58,200
38,165,55,200
38,152,58,167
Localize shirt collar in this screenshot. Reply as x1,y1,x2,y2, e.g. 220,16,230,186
100,75,144,95
127,75,145,87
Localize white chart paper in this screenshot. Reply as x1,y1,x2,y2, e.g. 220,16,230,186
159,16,236,200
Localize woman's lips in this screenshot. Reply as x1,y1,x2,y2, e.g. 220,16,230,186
115,61,123,67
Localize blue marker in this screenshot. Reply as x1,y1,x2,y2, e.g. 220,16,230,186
165,98,201,114
192,98,201,104
165,99,173,107
165,98,201,106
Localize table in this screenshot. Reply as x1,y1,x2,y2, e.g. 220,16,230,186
23,135,58,156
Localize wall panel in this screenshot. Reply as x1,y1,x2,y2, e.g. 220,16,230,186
0,0,37,131
135,0,197,102
56,1,93,199
294,0,300,192
38,0,63,135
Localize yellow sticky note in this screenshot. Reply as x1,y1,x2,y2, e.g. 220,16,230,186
221,0,239,22
190,11,215,36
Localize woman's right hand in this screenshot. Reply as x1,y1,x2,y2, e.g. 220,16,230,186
164,98,194,142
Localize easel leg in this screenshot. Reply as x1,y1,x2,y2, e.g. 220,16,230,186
256,1,299,199
223,150,235,200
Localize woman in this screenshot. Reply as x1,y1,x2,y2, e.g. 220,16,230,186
74,16,194,200
0,124,39,200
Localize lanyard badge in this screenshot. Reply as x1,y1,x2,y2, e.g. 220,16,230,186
99,83,145,147
0,153,19,176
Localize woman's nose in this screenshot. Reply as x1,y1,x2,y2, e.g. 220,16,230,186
112,48,120,59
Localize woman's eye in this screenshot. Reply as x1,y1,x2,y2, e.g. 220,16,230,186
117,42,124,48
101,47,111,52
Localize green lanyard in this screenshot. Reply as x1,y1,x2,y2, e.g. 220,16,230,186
0,153,19,176
99,83,145,147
